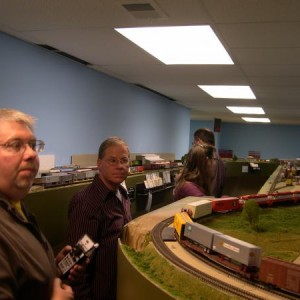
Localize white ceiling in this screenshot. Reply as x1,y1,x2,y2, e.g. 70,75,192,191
1,0,300,125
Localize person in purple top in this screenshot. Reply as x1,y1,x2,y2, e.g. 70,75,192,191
174,144,212,201
67,137,132,300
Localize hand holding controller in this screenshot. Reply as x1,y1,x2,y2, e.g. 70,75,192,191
57,234,99,276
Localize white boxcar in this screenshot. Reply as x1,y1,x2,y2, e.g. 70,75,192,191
212,234,262,267
183,198,212,219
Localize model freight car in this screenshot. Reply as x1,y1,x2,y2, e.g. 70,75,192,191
212,234,262,272
68,170,87,182
182,198,212,219
184,221,221,253
269,191,296,204
292,190,300,202
240,194,270,206
175,213,262,278
211,197,242,212
259,257,300,294
241,191,300,207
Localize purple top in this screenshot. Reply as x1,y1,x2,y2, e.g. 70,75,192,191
174,181,206,201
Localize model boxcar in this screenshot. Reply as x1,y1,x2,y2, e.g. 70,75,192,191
182,198,212,219
58,173,73,185
269,191,294,204
292,190,300,202
259,257,300,294
211,197,241,212
69,170,87,182
212,234,262,268
240,194,270,206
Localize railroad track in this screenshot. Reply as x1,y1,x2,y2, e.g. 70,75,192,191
151,217,299,300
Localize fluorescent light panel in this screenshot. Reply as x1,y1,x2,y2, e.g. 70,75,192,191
242,117,270,123
199,85,256,99
115,25,234,65
227,106,265,114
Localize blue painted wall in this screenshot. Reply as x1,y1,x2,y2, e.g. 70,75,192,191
0,32,190,165
191,120,300,160
1,31,299,164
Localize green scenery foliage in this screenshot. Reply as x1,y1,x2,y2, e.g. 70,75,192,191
123,244,240,300
203,205,300,261
241,200,261,231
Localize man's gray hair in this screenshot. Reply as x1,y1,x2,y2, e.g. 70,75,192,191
98,136,129,159
0,108,36,132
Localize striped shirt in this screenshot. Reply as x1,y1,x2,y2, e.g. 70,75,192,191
67,175,132,300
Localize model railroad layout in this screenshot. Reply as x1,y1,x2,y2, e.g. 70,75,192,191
151,192,300,300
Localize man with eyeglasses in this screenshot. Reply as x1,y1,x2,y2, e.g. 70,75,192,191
67,137,132,300
0,108,81,300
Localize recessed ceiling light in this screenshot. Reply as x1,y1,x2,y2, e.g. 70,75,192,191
227,106,265,114
242,117,270,123
115,25,234,65
198,85,256,99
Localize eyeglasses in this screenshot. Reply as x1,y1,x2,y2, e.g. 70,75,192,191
0,139,45,153
103,157,130,166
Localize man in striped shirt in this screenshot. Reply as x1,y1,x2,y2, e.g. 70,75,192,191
67,137,132,300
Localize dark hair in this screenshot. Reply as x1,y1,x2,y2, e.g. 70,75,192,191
194,128,215,146
98,136,129,159
175,145,212,195
193,128,216,158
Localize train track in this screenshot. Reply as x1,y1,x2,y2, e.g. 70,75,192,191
151,217,299,300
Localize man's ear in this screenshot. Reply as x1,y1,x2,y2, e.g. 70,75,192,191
97,158,101,168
